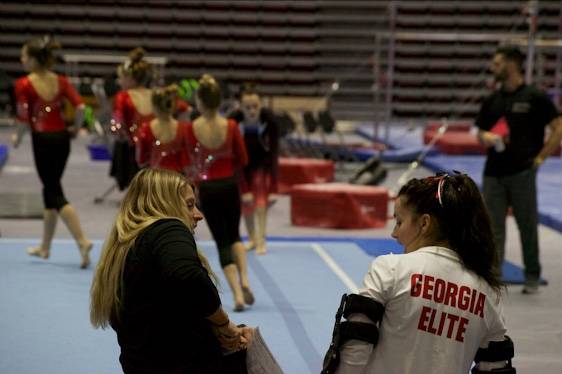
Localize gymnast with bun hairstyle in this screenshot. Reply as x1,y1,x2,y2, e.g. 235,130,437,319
136,84,190,174
14,35,92,268
185,74,255,312
108,47,155,190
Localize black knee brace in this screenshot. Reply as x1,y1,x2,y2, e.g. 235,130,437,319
322,293,385,374
471,335,516,374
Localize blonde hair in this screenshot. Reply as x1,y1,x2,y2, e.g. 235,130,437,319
152,84,178,116
197,73,221,111
90,168,216,328
117,47,153,87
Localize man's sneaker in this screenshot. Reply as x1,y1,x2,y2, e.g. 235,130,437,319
522,280,540,294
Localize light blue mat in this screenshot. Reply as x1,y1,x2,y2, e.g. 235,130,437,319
266,236,547,285
423,155,562,234
0,237,540,373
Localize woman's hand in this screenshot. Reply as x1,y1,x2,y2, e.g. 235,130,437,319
479,131,502,148
240,326,254,347
11,121,28,148
533,155,545,169
207,307,253,351
213,321,246,352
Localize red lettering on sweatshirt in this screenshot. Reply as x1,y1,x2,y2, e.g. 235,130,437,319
410,273,486,318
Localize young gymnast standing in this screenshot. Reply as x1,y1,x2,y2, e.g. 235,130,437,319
14,35,92,268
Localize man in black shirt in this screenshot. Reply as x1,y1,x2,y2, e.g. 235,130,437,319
476,45,562,294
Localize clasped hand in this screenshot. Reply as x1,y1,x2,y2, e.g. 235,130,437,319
213,321,254,352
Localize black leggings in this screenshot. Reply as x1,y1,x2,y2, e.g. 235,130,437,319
110,138,139,190
31,131,70,210
198,177,241,268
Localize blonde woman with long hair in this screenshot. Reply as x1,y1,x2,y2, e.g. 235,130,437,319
90,168,252,373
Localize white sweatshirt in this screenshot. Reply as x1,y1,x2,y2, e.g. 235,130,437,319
336,246,506,374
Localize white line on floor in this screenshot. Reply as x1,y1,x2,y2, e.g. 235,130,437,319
310,242,358,293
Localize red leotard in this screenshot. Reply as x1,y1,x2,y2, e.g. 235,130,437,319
15,75,83,132
185,119,248,183
112,91,190,143
111,90,155,143
136,121,190,174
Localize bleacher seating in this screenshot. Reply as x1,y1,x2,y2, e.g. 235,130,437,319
391,0,560,120
0,1,560,122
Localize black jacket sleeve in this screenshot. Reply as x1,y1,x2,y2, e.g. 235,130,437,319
151,219,221,318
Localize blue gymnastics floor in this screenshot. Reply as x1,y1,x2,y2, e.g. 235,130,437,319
356,124,562,234
422,155,562,233
0,237,534,374
0,144,9,170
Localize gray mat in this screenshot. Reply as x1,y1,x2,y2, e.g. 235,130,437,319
0,192,43,218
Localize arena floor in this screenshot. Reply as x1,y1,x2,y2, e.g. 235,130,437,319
1,125,561,373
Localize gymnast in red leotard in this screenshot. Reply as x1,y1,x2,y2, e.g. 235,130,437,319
136,85,190,174
13,35,92,268
108,48,155,189
110,48,190,188
185,74,255,312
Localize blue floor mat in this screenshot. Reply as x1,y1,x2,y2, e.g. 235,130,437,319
423,155,562,233
355,124,426,150
353,146,430,163
354,126,438,162
0,237,544,373
356,124,562,234
353,238,546,285
0,144,9,170
285,130,433,163
266,236,544,285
